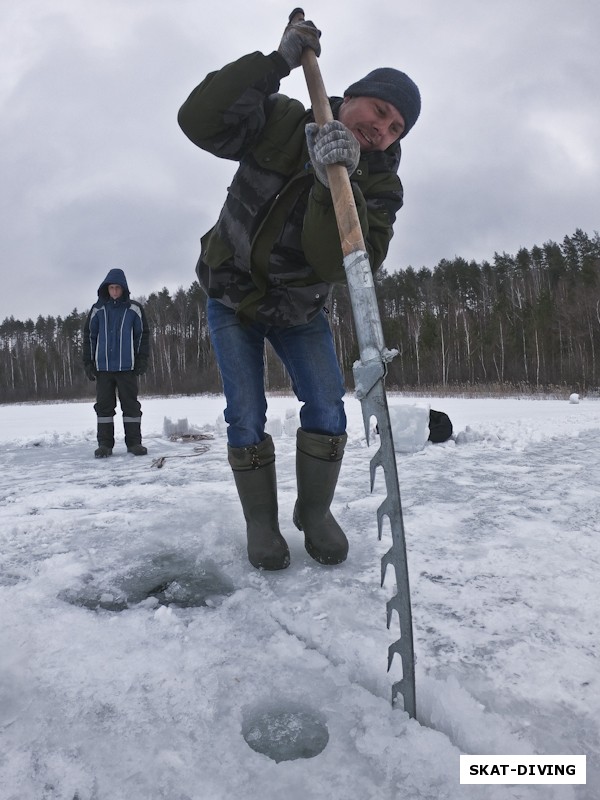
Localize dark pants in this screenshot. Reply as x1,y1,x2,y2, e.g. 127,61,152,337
94,371,142,420
94,371,142,448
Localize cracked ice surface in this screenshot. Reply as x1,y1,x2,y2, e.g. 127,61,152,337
0,394,598,799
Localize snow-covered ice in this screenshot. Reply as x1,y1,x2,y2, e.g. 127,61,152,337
0,393,598,799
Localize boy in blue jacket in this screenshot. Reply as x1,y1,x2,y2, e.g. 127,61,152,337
83,268,150,457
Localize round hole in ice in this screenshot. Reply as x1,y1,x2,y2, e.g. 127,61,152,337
241,702,329,762
58,556,235,611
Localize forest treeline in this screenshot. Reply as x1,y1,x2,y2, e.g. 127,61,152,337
1,228,599,404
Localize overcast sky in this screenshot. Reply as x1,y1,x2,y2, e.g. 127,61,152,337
1,0,598,322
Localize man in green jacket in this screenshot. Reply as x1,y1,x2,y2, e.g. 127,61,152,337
178,17,420,572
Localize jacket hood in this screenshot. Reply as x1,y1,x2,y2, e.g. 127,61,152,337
98,268,130,301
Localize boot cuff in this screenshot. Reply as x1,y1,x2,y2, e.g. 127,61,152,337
228,434,276,470
296,429,347,461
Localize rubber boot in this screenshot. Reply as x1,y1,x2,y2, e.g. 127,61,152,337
95,421,114,458
124,420,147,456
228,434,290,571
293,429,348,565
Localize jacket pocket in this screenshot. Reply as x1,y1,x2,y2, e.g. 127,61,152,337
200,227,234,269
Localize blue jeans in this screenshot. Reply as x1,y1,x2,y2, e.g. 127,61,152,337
207,298,346,447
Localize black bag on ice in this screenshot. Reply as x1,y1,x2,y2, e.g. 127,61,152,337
428,409,453,443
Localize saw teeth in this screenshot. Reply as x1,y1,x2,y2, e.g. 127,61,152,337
386,592,403,628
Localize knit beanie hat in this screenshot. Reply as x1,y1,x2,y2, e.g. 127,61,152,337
344,68,421,139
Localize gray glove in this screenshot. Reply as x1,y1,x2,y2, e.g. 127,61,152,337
278,19,321,70
305,121,361,188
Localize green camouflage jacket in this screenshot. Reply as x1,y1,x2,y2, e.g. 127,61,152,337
178,50,404,326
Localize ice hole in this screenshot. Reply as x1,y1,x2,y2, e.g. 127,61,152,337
242,701,329,762
59,555,235,611
58,583,128,612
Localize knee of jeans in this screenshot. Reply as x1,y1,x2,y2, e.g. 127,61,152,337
300,398,346,436
224,405,267,447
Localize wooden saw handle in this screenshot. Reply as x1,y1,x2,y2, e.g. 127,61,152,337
288,8,366,258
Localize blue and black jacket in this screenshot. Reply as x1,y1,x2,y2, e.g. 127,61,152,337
83,268,150,372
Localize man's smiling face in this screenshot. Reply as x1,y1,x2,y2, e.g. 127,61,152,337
338,95,405,152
